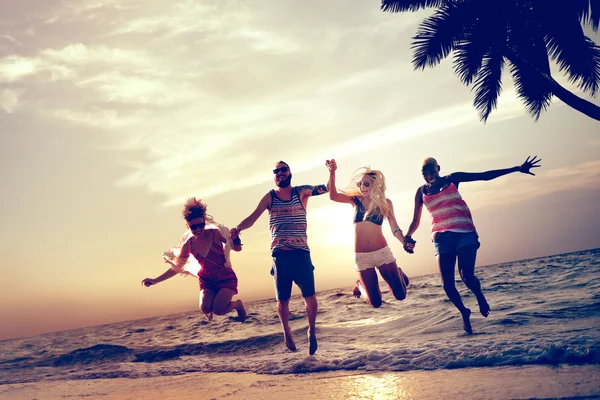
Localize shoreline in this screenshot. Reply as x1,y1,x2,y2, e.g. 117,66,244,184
1,364,598,400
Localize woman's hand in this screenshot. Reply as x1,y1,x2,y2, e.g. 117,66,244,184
326,159,337,173
403,236,416,254
519,156,541,175
141,278,156,287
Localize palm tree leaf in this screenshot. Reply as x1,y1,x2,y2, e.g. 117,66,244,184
508,58,553,120
381,0,450,13
576,0,600,31
453,2,508,85
472,51,505,122
411,3,469,69
545,20,600,95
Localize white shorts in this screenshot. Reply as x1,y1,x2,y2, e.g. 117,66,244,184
354,246,396,272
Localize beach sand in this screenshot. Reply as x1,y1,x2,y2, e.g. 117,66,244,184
1,364,598,400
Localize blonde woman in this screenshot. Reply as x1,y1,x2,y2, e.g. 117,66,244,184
326,159,408,308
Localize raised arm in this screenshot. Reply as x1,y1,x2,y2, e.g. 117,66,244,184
325,159,353,204
450,156,541,185
297,183,329,198
232,192,270,235
386,199,405,246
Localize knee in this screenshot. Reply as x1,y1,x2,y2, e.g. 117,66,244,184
370,298,383,308
461,274,479,286
200,304,212,315
442,282,457,293
393,290,407,301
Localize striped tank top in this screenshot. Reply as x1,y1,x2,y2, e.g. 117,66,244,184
422,182,476,238
269,187,309,254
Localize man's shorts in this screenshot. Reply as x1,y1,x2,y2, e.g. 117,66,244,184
433,231,480,256
354,246,396,272
270,250,316,301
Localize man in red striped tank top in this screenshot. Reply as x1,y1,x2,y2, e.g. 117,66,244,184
404,156,541,334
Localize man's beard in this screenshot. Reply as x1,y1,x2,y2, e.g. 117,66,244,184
276,174,292,188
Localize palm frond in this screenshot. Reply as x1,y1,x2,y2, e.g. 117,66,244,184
472,51,505,122
411,3,467,69
381,0,449,13
508,57,553,120
577,0,600,31
545,20,600,96
453,2,507,85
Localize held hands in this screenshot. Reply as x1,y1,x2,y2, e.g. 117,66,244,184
325,159,337,173
519,155,541,175
403,236,416,254
230,227,240,238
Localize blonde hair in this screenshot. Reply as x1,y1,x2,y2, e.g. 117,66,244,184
341,167,391,219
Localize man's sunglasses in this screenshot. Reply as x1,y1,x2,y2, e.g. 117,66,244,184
273,166,289,174
189,222,206,231
357,181,371,188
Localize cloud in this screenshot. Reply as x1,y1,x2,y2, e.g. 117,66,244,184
0,88,26,113
41,43,151,67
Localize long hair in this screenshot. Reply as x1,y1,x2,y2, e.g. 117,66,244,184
341,167,391,219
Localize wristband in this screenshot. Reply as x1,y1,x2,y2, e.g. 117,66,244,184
393,228,402,235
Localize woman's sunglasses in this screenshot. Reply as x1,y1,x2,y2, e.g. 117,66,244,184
189,222,206,231
273,166,289,174
357,181,371,188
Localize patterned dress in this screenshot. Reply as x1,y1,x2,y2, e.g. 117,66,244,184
189,231,238,294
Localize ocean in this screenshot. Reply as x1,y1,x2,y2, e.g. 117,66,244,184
1,248,599,385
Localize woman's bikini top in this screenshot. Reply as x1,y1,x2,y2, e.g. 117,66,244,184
352,196,384,225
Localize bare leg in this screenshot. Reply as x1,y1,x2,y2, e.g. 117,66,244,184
304,295,318,355
357,268,382,308
199,289,216,321
379,261,407,301
438,253,472,334
211,288,247,322
277,300,297,352
458,245,490,318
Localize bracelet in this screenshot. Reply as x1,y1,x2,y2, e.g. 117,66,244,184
393,228,402,235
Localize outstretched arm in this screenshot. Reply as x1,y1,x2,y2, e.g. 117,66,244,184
142,240,191,287
325,159,353,204
142,268,178,287
450,156,541,184
386,199,405,246
231,193,270,236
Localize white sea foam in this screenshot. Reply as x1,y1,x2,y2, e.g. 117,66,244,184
1,249,598,384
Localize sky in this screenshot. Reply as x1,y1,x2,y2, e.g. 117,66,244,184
1,0,599,340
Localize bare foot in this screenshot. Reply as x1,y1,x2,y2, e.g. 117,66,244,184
284,333,297,352
236,300,247,323
461,308,473,335
477,295,490,318
308,331,318,356
352,280,362,298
